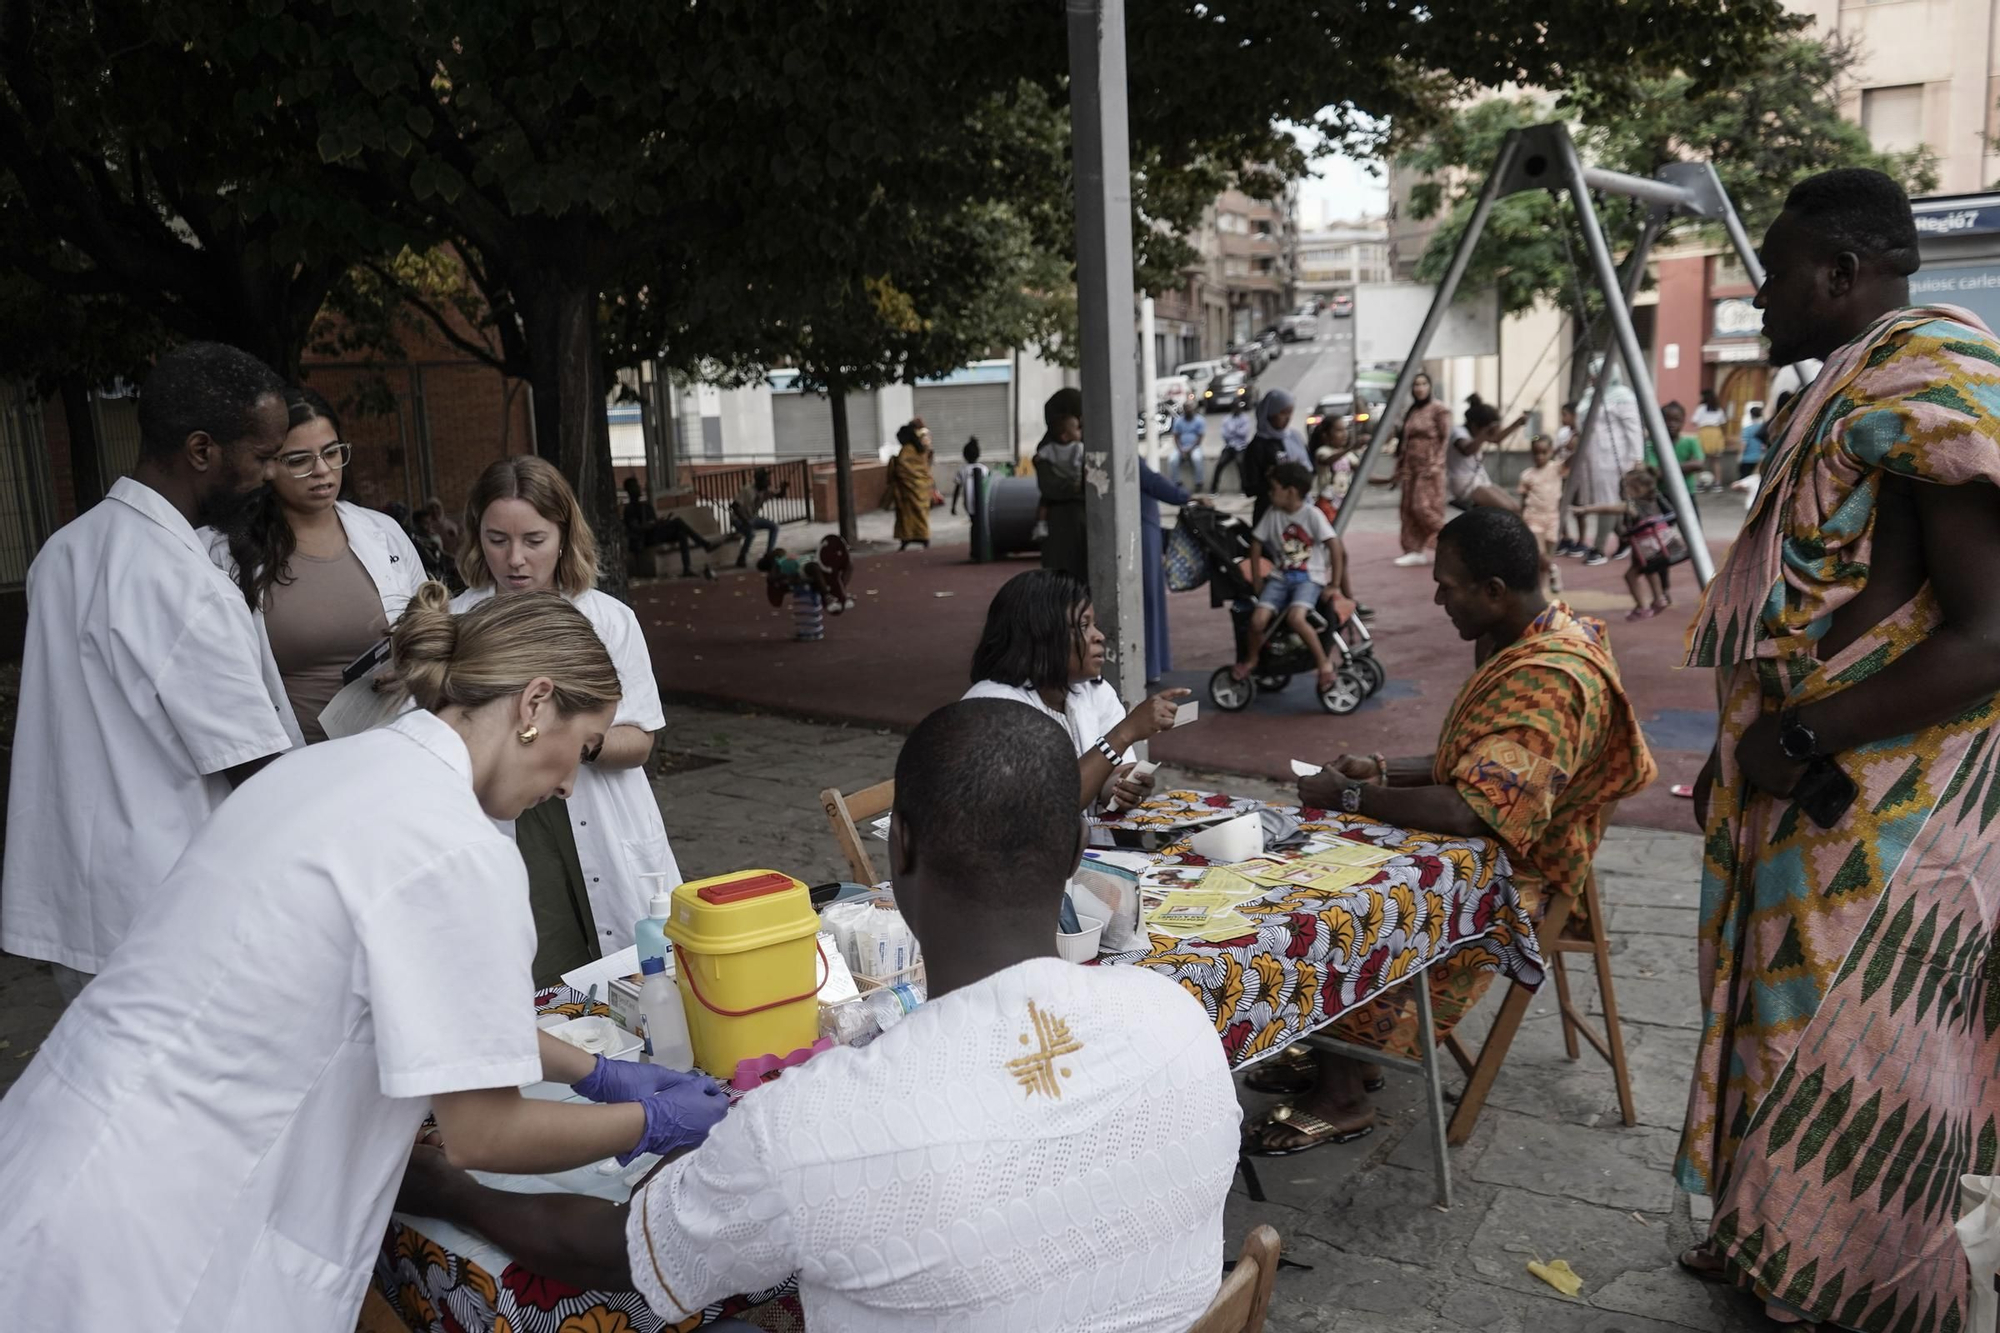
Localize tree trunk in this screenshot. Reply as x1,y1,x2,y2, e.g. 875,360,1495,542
828,370,856,543
57,374,105,513
516,272,629,600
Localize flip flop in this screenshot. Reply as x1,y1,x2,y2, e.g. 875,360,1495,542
1670,783,1696,799
1625,606,1658,621
1243,1104,1376,1157
1244,1050,1387,1095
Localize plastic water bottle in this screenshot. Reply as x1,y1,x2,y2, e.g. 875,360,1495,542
637,954,694,1069
634,873,675,972
861,980,926,1035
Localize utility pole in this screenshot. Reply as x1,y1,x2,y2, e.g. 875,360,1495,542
1066,0,1144,707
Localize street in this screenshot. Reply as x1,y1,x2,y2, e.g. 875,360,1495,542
1251,308,1357,416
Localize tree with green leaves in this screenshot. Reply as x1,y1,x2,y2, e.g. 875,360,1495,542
0,0,413,376
5,0,1807,584
1400,34,1936,332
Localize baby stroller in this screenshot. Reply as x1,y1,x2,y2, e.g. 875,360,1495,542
1168,506,1387,715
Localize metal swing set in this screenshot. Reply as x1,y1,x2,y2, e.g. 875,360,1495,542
1332,120,1781,588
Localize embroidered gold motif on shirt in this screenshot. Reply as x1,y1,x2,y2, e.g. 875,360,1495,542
1007,999,1082,1099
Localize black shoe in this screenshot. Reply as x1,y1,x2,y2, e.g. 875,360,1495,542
1584,551,1608,567
1355,603,1374,620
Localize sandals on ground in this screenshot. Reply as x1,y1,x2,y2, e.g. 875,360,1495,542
1243,1046,1386,1095
1243,1103,1376,1157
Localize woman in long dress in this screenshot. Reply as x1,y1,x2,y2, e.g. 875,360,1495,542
0,586,724,1333
888,420,933,550
1392,372,1455,566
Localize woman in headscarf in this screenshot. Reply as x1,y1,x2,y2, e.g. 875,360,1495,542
1240,387,1306,526
1390,371,1454,567
888,420,933,551
1034,387,1088,581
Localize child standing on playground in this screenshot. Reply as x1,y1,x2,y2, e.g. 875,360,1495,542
1578,466,1680,621
1516,433,1565,594
949,438,992,562
1231,462,1341,692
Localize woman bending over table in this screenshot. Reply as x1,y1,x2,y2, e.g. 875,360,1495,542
964,568,1188,812
1245,509,1654,1155
0,585,724,1333
456,456,679,984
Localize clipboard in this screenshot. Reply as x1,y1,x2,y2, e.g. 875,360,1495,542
340,637,392,687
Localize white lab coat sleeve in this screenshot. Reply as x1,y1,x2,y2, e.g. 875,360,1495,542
151,590,292,775
624,1097,798,1320
593,594,666,732
363,506,430,619
354,837,542,1099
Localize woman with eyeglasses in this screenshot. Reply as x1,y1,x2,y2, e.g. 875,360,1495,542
207,386,426,745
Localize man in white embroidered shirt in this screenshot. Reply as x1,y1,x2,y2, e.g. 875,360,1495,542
635,699,1241,1329
1,341,292,997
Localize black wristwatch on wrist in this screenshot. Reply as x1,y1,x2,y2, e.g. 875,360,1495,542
1778,709,1821,763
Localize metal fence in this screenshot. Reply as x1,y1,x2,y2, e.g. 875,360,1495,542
682,459,815,528
0,385,55,589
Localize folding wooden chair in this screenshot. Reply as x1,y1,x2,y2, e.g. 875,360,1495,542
819,778,895,885
1190,1225,1283,1333
1443,870,1636,1143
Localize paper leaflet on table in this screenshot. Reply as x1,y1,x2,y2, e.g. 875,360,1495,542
1220,855,1382,889
317,672,406,741
1301,841,1398,868
1289,758,1322,776
1142,896,1260,940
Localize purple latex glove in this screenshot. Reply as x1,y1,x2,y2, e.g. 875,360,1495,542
572,1054,703,1105
619,1073,730,1164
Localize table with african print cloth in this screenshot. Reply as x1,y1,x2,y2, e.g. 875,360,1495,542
1096,793,1545,1071
1095,791,1546,1206
370,985,802,1333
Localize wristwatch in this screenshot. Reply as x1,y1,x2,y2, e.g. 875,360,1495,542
1778,709,1820,762
1339,780,1364,815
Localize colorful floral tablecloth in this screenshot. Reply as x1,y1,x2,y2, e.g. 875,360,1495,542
1097,795,1546,1070
371,987,801,1333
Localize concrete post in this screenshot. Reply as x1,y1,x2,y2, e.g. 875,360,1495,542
1140,294,1160,469
1066,0,1144,706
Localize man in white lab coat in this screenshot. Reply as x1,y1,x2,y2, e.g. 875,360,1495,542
1,341,295,998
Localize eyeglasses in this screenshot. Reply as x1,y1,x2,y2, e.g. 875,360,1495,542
276,441,352,478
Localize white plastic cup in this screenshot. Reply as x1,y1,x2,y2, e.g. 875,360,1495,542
1056,914,1105,963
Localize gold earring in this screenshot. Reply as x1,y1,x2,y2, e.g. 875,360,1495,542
517,726,538,745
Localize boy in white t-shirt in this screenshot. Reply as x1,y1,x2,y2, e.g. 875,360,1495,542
1233,460,1340,691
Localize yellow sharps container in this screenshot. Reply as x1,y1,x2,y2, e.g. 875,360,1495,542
665,869,821,1080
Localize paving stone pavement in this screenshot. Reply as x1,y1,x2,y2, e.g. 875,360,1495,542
0,700,1754,1331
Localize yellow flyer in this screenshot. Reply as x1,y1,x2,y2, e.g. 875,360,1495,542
1303,841,1398,869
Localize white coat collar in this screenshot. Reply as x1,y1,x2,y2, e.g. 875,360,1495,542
386,708,475,783
108,476,209,562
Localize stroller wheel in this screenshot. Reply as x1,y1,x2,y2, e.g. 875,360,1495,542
1254,672,1292,693
1319,668,1367,716
1352,654,1386,694
1209,666,1256,713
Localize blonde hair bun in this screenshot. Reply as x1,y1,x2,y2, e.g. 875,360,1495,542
390,582,460,712
390,582,621,719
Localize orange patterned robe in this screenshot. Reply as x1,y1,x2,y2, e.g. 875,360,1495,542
1331,602,1656,1058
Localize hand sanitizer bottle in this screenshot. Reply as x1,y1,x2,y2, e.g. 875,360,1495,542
634,872,674,971
637,954,694,1070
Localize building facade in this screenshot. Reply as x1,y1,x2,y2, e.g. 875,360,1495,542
1296,220,1391,294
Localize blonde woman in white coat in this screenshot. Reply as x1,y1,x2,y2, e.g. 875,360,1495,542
0,586,727,1333
453,455,678,983
206,386,426,745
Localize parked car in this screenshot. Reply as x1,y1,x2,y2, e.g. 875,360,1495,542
1174,359,1226,396
1330,292,1355,318
1203,370,1253,413
1304,392,1355,434
1256,329,1283,359
1229,342,1270,377
1279,313,1317,342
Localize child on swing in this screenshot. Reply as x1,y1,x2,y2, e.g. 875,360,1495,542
1576,465,1682,621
